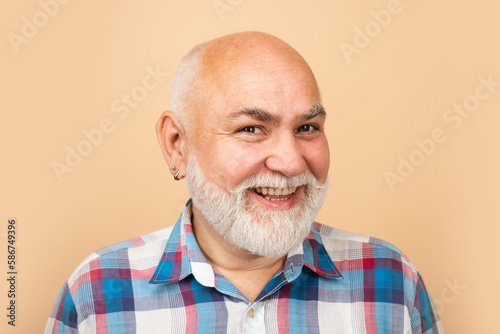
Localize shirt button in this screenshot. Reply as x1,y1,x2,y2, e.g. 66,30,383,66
247,308,255,318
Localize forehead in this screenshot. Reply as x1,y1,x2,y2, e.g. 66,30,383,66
197,53,321,124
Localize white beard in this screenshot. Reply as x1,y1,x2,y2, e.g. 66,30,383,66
185,153,328,258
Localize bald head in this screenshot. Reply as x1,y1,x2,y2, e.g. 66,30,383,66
169,32,319,131
197,32,311,80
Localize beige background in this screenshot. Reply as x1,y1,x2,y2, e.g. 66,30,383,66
2,0,499,333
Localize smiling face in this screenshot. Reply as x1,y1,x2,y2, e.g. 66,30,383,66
182,33,330,256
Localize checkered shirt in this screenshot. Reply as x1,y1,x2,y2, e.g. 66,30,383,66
45,200,443,333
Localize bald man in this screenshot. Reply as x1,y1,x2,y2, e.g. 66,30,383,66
46,32,443,333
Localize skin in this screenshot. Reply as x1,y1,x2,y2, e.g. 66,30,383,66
156,32,330,302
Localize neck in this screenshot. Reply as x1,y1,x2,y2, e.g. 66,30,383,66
191,205,286,302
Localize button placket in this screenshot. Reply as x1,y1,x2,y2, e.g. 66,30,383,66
242,302,265,333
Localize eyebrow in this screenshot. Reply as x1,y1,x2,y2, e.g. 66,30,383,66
226,103,326,124
304,103,326,120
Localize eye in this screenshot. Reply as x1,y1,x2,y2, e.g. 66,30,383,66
297,124,318,132
238,126,262,133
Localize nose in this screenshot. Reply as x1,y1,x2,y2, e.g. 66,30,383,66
264,133,307,177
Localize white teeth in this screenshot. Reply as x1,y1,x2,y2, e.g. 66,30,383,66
264,196,290,201
255,187,298,196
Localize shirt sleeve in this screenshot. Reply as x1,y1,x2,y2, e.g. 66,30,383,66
411,274,445,334
45,282,79,334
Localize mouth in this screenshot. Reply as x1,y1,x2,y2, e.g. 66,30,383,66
254,186,298,201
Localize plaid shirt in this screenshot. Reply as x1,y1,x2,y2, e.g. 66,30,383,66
46,200,443,333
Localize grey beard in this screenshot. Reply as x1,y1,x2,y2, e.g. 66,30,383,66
185,153,328,258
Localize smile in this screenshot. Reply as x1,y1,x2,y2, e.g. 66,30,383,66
254,187,298,201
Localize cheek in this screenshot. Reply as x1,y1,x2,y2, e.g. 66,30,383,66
201,142,265,186
304,138,330,181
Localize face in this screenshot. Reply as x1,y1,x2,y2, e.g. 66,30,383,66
185,47,330,256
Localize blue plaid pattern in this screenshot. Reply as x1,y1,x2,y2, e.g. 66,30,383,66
46,200,443,333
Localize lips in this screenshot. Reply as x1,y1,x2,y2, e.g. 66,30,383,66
254,187,298,201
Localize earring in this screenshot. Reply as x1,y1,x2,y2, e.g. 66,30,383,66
171,166,176,170
174,171,180,180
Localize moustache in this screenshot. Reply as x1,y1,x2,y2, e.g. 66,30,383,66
228,172,326,194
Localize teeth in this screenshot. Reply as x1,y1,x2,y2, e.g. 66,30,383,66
264,196,290,201
255,187,298,196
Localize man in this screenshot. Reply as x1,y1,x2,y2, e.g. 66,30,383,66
46,32,443,333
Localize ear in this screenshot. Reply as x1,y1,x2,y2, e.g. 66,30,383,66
156,111,187,179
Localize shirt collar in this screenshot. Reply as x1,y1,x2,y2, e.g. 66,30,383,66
150,200,343,286
150,199,216,286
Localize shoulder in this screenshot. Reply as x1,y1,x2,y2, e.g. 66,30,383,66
311,223,443,330
312,222,418,274
66,224,176,287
